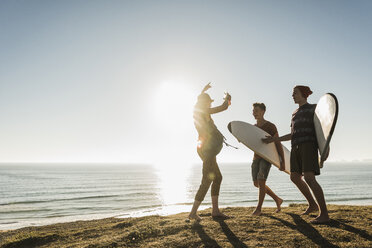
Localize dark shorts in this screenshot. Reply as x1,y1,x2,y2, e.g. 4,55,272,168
197,141,223,161
290,142,320,175
251,158,271,181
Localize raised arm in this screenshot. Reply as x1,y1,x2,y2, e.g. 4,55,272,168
201,82,211,93
208,92,231,114
208,100,229,114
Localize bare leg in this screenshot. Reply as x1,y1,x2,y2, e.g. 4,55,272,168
290,172,318,214
211,195,229,218
188,200,202,221
252,179,266,216
253,181,282,213
189,156,213,222
304,172,329,223
265,185,283,213
210,158,228,218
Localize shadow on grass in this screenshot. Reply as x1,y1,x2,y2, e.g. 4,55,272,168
215,219,248,248
191,223,221,248
264,213,339,248
1,234,60,248
327,219,372,241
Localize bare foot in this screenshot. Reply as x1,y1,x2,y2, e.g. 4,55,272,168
301,205,318,215
188,213,202,222
310,215,330,224
275,198,283,213
251,208,262,216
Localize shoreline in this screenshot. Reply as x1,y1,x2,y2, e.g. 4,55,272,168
1,204,371,247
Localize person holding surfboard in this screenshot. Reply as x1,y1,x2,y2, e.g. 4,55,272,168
251,103,284,216
262,85,330,224
188,82,231,221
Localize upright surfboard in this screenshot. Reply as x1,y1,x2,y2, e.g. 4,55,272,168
228,121,290,174
314,93,339,167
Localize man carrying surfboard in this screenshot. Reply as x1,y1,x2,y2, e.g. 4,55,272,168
188,82,231,221
262,85,330,224
251,103,284,216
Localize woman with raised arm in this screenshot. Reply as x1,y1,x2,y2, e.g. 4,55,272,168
188,82,231,221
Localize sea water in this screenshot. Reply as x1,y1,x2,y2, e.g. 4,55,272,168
0,163,371,230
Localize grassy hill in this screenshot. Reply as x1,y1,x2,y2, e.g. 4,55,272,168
1,204,371,247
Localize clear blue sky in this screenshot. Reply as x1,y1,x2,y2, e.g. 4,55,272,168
1,0,371,164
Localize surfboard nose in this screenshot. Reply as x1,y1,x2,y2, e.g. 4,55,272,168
227,122,232,133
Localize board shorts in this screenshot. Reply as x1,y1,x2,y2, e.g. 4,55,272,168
251,158,272,181
290,142,320,175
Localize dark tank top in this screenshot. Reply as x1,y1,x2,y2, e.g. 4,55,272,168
291,103,317,147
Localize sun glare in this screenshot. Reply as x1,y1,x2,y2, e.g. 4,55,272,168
151,80,197,168
150,81,197,208
153,81,195,130
155,165,191,206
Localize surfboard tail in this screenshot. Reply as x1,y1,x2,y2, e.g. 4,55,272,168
315,93,339,168
227,122,232,133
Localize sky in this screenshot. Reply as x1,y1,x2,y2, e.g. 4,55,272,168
0,0,371,165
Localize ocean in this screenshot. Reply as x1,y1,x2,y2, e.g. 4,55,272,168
0,162,371,230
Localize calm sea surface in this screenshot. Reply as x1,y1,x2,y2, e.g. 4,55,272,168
0,163,371,230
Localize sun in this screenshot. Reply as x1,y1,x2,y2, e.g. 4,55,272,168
150,81,197,169
153,81,195,130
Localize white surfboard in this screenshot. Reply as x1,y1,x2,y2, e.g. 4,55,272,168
228,121,291,174
314,93,339,168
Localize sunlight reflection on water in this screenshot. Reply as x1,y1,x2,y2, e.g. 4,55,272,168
155,165,191,206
